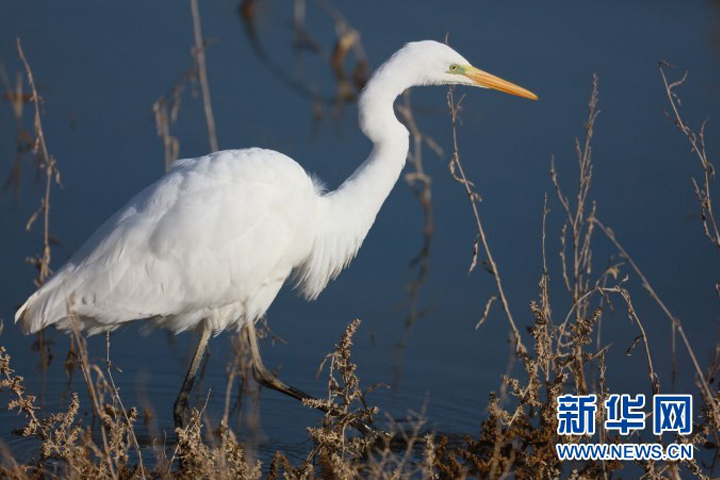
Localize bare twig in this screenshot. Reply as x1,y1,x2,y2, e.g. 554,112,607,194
659,63,718,246
16,39,62,371
392,90,441,390
190,0,218,153
239,0,368,108
446,86,526,356
104,332,147,479
67,315,117,479
153,68,194,170
152,1,219,170
17,39,60,288
599,286,659,393
551,75,599,329
593,219,720,420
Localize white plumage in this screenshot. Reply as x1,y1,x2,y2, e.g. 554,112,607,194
18,149,319,334
15,40,537,340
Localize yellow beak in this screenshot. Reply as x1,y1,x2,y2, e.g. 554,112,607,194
463,66,538,101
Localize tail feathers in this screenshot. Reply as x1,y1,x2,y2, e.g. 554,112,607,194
15,273,75,335
16,289,60,335
14,298,33,334
15,294,46,335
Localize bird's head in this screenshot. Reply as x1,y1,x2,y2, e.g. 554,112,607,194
395,40,538,100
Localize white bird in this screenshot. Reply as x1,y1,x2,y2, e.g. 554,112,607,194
15,40,536,429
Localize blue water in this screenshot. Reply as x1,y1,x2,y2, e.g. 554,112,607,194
1,0,719,465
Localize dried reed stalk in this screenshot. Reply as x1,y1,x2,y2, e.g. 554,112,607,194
446,86,526,356
190,0,219,153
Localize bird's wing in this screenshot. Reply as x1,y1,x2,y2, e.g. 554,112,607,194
16,149,318,334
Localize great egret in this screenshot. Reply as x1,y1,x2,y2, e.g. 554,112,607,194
15,40,536,429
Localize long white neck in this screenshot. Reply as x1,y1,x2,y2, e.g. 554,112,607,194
332,61,412,228
294,56,413,300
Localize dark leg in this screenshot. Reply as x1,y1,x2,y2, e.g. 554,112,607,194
105,331,111,368
174,322,211,429
243,320,383,438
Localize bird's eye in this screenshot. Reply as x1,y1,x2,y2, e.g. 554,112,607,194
449,64,460,72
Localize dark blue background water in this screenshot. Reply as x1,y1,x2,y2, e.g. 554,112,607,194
1,0,719,463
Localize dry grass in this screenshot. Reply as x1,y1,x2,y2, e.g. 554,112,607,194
6,39,62,372
153,0,219,171
447,86,526,356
